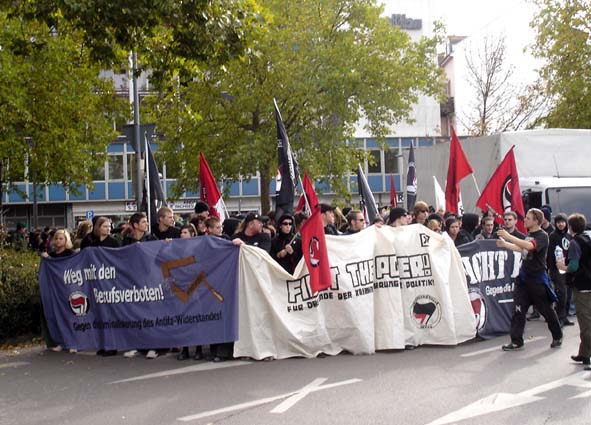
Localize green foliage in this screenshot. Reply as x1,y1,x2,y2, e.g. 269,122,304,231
145,0,445,212
531,0,591,127
0,11,125,194
0,249,41,342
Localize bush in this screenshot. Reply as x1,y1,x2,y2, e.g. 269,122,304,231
0,249,41,342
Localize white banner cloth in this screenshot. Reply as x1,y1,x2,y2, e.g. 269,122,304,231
235,224,476,359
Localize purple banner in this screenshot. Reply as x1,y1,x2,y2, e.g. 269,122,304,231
39,236,239,351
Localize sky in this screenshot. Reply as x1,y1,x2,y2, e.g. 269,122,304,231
380,0,542,84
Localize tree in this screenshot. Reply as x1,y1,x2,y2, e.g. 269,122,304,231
460,34,547,136
146,0,445,213
531,0,591,128
0,12,124,216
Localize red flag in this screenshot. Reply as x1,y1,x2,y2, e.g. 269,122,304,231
199,152,227,221
300,208,332,294
295,172,318,214
445,127,473,213
476,146,525,231
389,174,397,208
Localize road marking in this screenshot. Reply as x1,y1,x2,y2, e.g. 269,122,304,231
108,360,252,384
270,377,328,413
0,361,29,369
425,371,591,425
177,378,362,422
460,336,546,358
498,299,513,304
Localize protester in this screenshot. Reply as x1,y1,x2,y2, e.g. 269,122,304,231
475,216,496,240
73,220,93,251
497,208,563,351
152,207,181,240
122,213,157,246
232,212,271,253
388,207,408,227
548,213,574,327
90,216,121,248
411,201,429,225
271,214,302,274
343,210,365,235
40,229,75,353
556,213,591,370
320,204,339,235
502,211,525,240
445,217,471,247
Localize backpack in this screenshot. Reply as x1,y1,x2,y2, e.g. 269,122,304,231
572,231,591,290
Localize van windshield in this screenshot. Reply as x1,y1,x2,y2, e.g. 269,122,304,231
546,187,591,221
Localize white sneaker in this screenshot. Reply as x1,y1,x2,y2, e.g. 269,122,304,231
146,350,158,359
50,345,63,352
68,349,78,354
123,349,138,358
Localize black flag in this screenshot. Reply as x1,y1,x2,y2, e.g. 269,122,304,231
274,98,300,220
357,164,379,224
141,139,167,228
406,143,417,210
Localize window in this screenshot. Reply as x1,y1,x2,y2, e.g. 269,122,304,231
108,155,124,180
126,154,136,181
367,150,382,173
91,162,105,181
384,150,399,174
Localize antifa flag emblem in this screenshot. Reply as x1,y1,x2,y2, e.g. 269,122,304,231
410,295,441,329
469,290,487,331
501,176,512,213
309,237,321,267
69,292,89,316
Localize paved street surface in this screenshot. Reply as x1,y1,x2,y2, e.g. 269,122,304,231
1,320,589,425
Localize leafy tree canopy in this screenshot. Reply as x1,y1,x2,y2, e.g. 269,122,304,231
146,0,445,211
531,0,591,127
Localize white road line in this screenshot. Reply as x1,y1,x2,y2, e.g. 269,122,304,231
0,361,29,369
177,378,362,422
498,299,514,304
270,377,327,414
108,360,252,384
460,336,547,358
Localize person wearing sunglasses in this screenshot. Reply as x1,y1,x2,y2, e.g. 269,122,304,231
271,214,302,274
411,201,430,225
343,210,366,235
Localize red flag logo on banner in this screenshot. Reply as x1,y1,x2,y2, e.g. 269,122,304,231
476,146,525,231
199,152,227,221
300,208,332,294
445,127,473,214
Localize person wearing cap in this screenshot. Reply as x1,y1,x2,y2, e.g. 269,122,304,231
232,212,271,253
388,208,408,227
541,205,555,235
271,214,302,274
320,203,339,235
194,200,210,217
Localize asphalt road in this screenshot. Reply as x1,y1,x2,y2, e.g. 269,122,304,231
1,320,590,425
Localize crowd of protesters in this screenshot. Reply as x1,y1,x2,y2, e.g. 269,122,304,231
4,199,590,369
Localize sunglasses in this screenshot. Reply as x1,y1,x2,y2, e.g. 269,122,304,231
281,222,293,226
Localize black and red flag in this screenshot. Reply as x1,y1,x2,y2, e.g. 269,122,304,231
199,152,227,221
300,207,332,294
274,98,300,221
295,172,318,214
476,146,525,231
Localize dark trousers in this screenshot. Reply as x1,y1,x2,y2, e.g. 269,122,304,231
553,272,569,322
573,290,591,358
510,279,563,346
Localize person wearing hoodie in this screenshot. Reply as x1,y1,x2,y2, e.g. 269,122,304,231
548,213,574,327
460,213,478,243
271,214,302,274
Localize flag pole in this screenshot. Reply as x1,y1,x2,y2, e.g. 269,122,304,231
144,133,151,233
471,174,481,197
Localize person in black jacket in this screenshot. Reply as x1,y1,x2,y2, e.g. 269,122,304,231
445,217,471,247
556,213,591,370
122,213,157,246
89,216,121,249
232,212,271,253
548,213,573,327
271,214,302,274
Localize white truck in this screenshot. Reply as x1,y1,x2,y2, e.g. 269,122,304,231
412,129,591,220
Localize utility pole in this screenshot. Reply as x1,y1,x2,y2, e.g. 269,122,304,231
132,52,142,211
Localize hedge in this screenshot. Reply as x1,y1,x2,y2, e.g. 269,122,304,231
0,249,41,342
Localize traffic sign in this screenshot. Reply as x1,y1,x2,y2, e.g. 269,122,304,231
85,210,94,220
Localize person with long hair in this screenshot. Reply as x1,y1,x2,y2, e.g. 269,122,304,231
40,229,75,353
89,216,120,248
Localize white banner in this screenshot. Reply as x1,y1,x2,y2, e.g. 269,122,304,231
235,224,476,360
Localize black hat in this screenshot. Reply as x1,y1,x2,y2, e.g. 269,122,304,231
541,206,552,222
278,214,294,224
244,212,262,224
194,200,209,214
388,207,407,224
320,203,335,213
